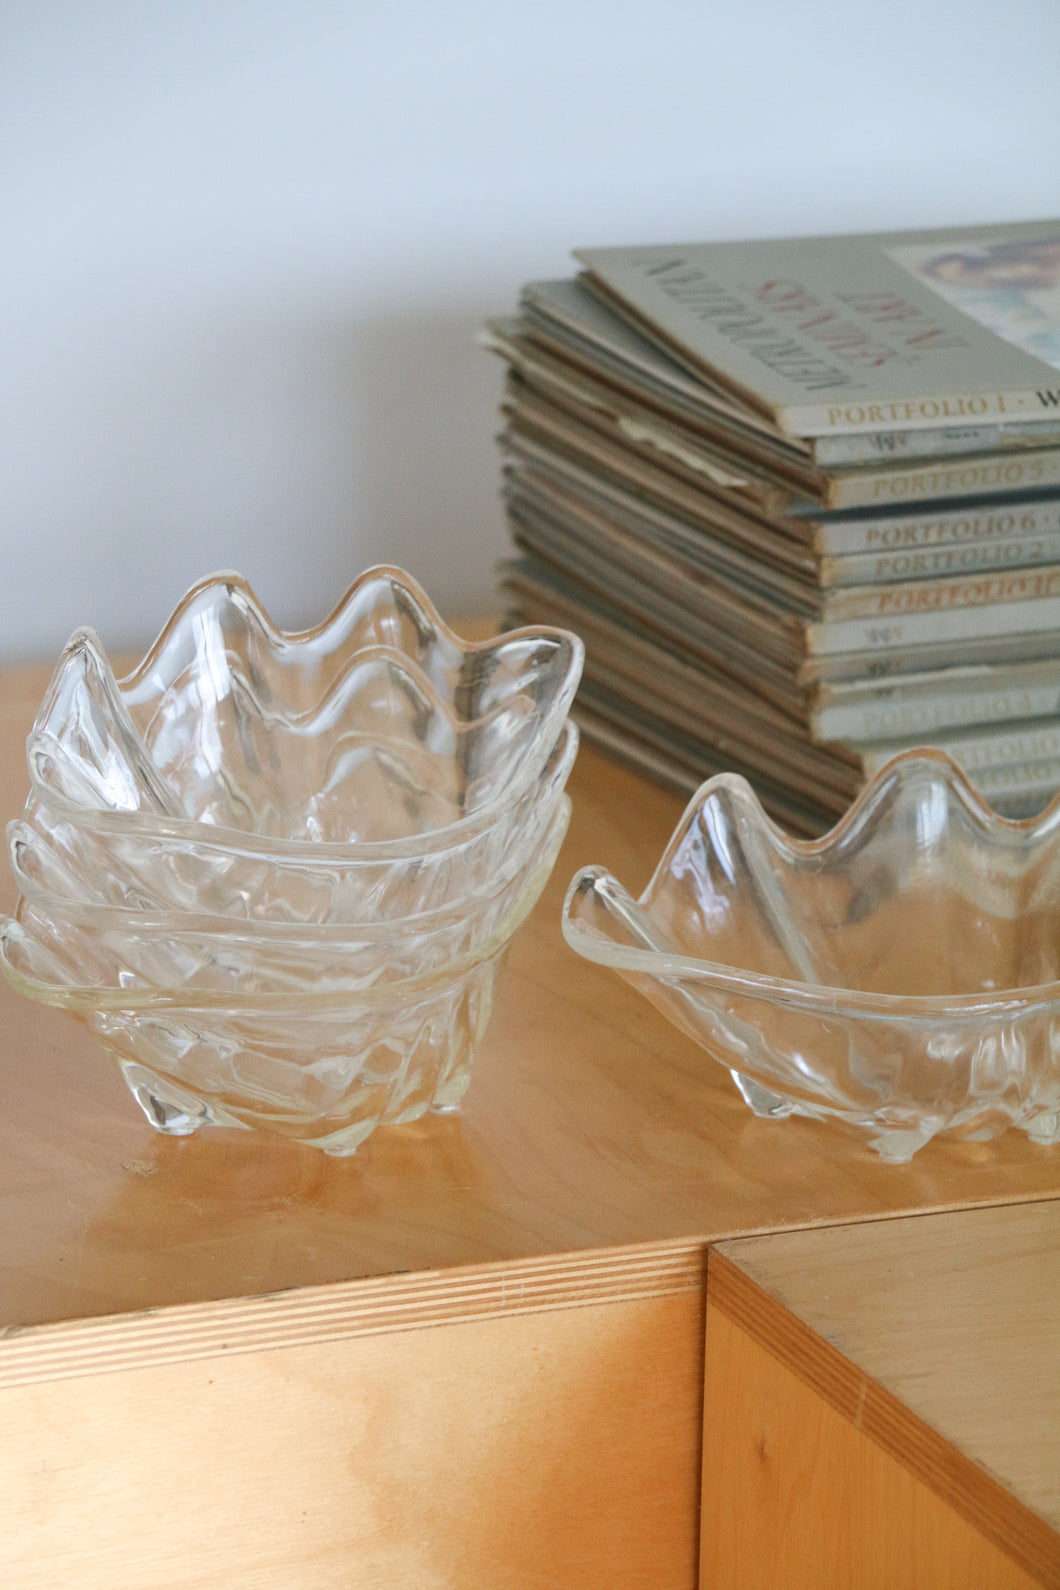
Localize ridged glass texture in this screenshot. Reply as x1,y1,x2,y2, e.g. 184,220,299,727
1,798,569,1154
563,749,1060,1162
11,718,578,926
2,569,582,1153
28,567,582,847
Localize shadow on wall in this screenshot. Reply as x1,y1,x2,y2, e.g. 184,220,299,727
0,296,512,666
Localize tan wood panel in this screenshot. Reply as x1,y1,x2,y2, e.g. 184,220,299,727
4,656,1060,1330
0,1285,704,1590
700,1301,1046,1590
711,1201,1060,1543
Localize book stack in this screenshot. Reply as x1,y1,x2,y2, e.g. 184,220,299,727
482,221,1060,832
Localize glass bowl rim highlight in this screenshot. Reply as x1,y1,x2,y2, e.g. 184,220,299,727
562,746,1060,1020
30,565,584,859
1,794,569,1014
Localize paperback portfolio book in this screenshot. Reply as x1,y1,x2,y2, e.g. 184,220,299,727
483,219,1060,832
575,221,1060,436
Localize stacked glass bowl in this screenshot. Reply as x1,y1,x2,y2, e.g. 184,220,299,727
0,568,583,1155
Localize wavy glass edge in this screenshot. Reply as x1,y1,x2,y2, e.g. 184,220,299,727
641,745,1060,893
29,567,584,855
0,795,570,1013
117,565,550,700
566,748,1060,1015
33,630,562,810
560,748,1060,1161
11,723,578,936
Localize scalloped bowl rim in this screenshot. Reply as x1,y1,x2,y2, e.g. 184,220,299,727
31,565,584,857
562,746,1060,1020
0,796,569,1013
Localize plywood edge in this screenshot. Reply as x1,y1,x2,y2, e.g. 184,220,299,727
707,1250,1060,1586
0,1236,706,1389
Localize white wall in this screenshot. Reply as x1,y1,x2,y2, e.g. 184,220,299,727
2,0,1059,662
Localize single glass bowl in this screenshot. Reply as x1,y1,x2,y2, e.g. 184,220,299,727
562,749,1060,1162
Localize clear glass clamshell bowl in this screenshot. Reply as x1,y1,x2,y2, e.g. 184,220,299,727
562,750,1060,1162
0,569,582,1153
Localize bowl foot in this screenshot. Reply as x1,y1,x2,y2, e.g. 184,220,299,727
730,1071,797,1119
866,1125,936,1163
430,1063,472,1113
1026,1108,1060,1146
117,1061,248,1137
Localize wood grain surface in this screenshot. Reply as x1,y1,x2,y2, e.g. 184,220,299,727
3,656,1060,1332
2,1286,705,1590
700,1300,1046,1590
711,1202,1060,1552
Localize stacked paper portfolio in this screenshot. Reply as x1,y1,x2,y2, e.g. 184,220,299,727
482,220,1060,832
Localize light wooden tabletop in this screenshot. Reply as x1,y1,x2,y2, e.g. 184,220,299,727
3,658,1060,1331
712,1199,1060,1575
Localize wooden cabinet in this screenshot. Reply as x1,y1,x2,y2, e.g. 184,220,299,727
703,1202,1060,1587
1,661,1058,1586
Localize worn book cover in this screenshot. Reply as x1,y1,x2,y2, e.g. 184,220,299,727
501,557,1060,824
575,221,1060,437
518,276,1060,466
488,319,1060,511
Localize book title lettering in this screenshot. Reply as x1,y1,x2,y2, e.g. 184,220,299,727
872,567,1060,614
643,261,855,392
755,281,970,372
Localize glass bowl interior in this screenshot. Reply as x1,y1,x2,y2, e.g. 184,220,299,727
562,749,1060,1161
28,567,583,852
13,720,578,926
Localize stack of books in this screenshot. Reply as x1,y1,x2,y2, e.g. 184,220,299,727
482,220,1060,832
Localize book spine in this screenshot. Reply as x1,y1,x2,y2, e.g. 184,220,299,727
862,721,1060,779
939,721,1060,772
814,422,1060,468
812,680,1060,744
824,450,1060,511
861,752,1060,798
805,594,1060,656
953,756,1060,799
812,499,1060,558
818,565,1060,622
819,530,1060,587
783,388,1060,437
799,629,1060,686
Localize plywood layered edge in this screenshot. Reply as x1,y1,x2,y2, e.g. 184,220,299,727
707,1248,1060,1586
0,1235,706,1388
